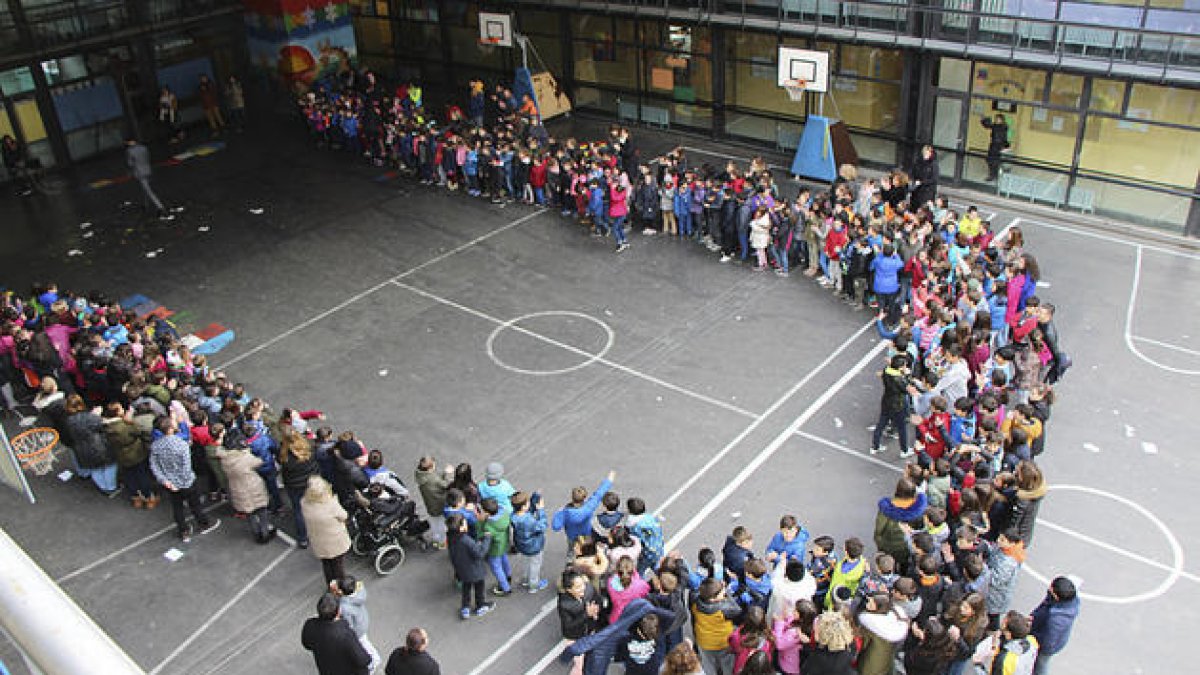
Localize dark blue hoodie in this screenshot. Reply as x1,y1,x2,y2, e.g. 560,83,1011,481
1030,593,1080,656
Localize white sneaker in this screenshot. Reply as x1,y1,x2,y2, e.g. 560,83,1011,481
719,254,731,263
869,446,881,455
898,448,916,459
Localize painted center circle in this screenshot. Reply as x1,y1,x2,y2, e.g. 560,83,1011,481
486,311,615,376
1024,484,1183,605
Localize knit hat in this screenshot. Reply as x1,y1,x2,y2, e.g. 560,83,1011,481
485,462,504,480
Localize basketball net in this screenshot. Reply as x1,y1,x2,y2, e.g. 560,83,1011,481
783,78,808,103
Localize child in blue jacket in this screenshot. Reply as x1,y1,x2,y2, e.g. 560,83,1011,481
765,514,810,565
511,491,550,592
673,181,692,238
552,471,615,544
588,180,608,236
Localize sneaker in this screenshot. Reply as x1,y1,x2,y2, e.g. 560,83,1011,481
899,448,916,459
492,586,512,597
158,213,175,222
460,608,471,620
298,539,310,549
180,525,194,543
474,602,496,617
529,579,549,594
199,518,222,535
616,243,630,253
869,446,882,456
719,254,732,263
642,228,655,235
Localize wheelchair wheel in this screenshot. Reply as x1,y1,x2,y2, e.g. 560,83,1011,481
375,544,406,575
351,531,374,556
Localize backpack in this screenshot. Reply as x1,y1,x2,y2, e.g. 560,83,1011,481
250,509,277,544
630,517,664,572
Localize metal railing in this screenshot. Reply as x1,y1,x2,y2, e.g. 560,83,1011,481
0,527,144,674
503,0,1200,82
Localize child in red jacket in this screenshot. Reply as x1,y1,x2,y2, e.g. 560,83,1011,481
912,395,951,462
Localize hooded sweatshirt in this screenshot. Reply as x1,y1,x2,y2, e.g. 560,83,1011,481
338,583,370,637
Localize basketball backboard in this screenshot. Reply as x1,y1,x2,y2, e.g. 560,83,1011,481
777,47,830,93
478,12,514,48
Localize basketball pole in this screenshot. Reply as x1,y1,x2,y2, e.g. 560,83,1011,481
0,424,35,505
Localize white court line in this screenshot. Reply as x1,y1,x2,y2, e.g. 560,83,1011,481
795,431,1200,586
391,280,759,420
1021,216,1200,262
1124,246,1200,376
1132,335,1200,358
523,337,891,675
653,317,877,515
992,216,1021,246
215,208,547,370
55,503,222,584
469,318,880,675
149,546,294,675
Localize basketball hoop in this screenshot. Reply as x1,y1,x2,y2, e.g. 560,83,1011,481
11,427,59,476
783,78,808,102
479,36,502,47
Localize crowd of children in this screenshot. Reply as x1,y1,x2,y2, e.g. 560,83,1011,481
6,69,1086,675
533,470,1076,675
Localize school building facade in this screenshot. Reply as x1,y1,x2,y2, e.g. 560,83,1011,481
349,0,1200,235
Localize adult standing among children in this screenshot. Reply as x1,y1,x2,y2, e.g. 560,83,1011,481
301,592,370,675
150,415,221,542
279,427,317,548
910,145,939,208
874,477,927,571
385,627,440,675
303,475,352,583
63,394,120,496
1029,576,1079,675
216,437,276,543
124,137,172,220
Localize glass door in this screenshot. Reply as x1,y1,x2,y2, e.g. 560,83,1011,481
0,67,55,169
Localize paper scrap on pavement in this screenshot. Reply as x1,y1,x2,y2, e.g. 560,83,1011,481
378,369,388,377
834,417,844,428
1083,442,1101,453
164,548,184,562
198,226,210,232
81,231,94,239
67,249,83,257
1142,441,1158,454
1124,424,1135,438
80,222,91,229
249,208,264,215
